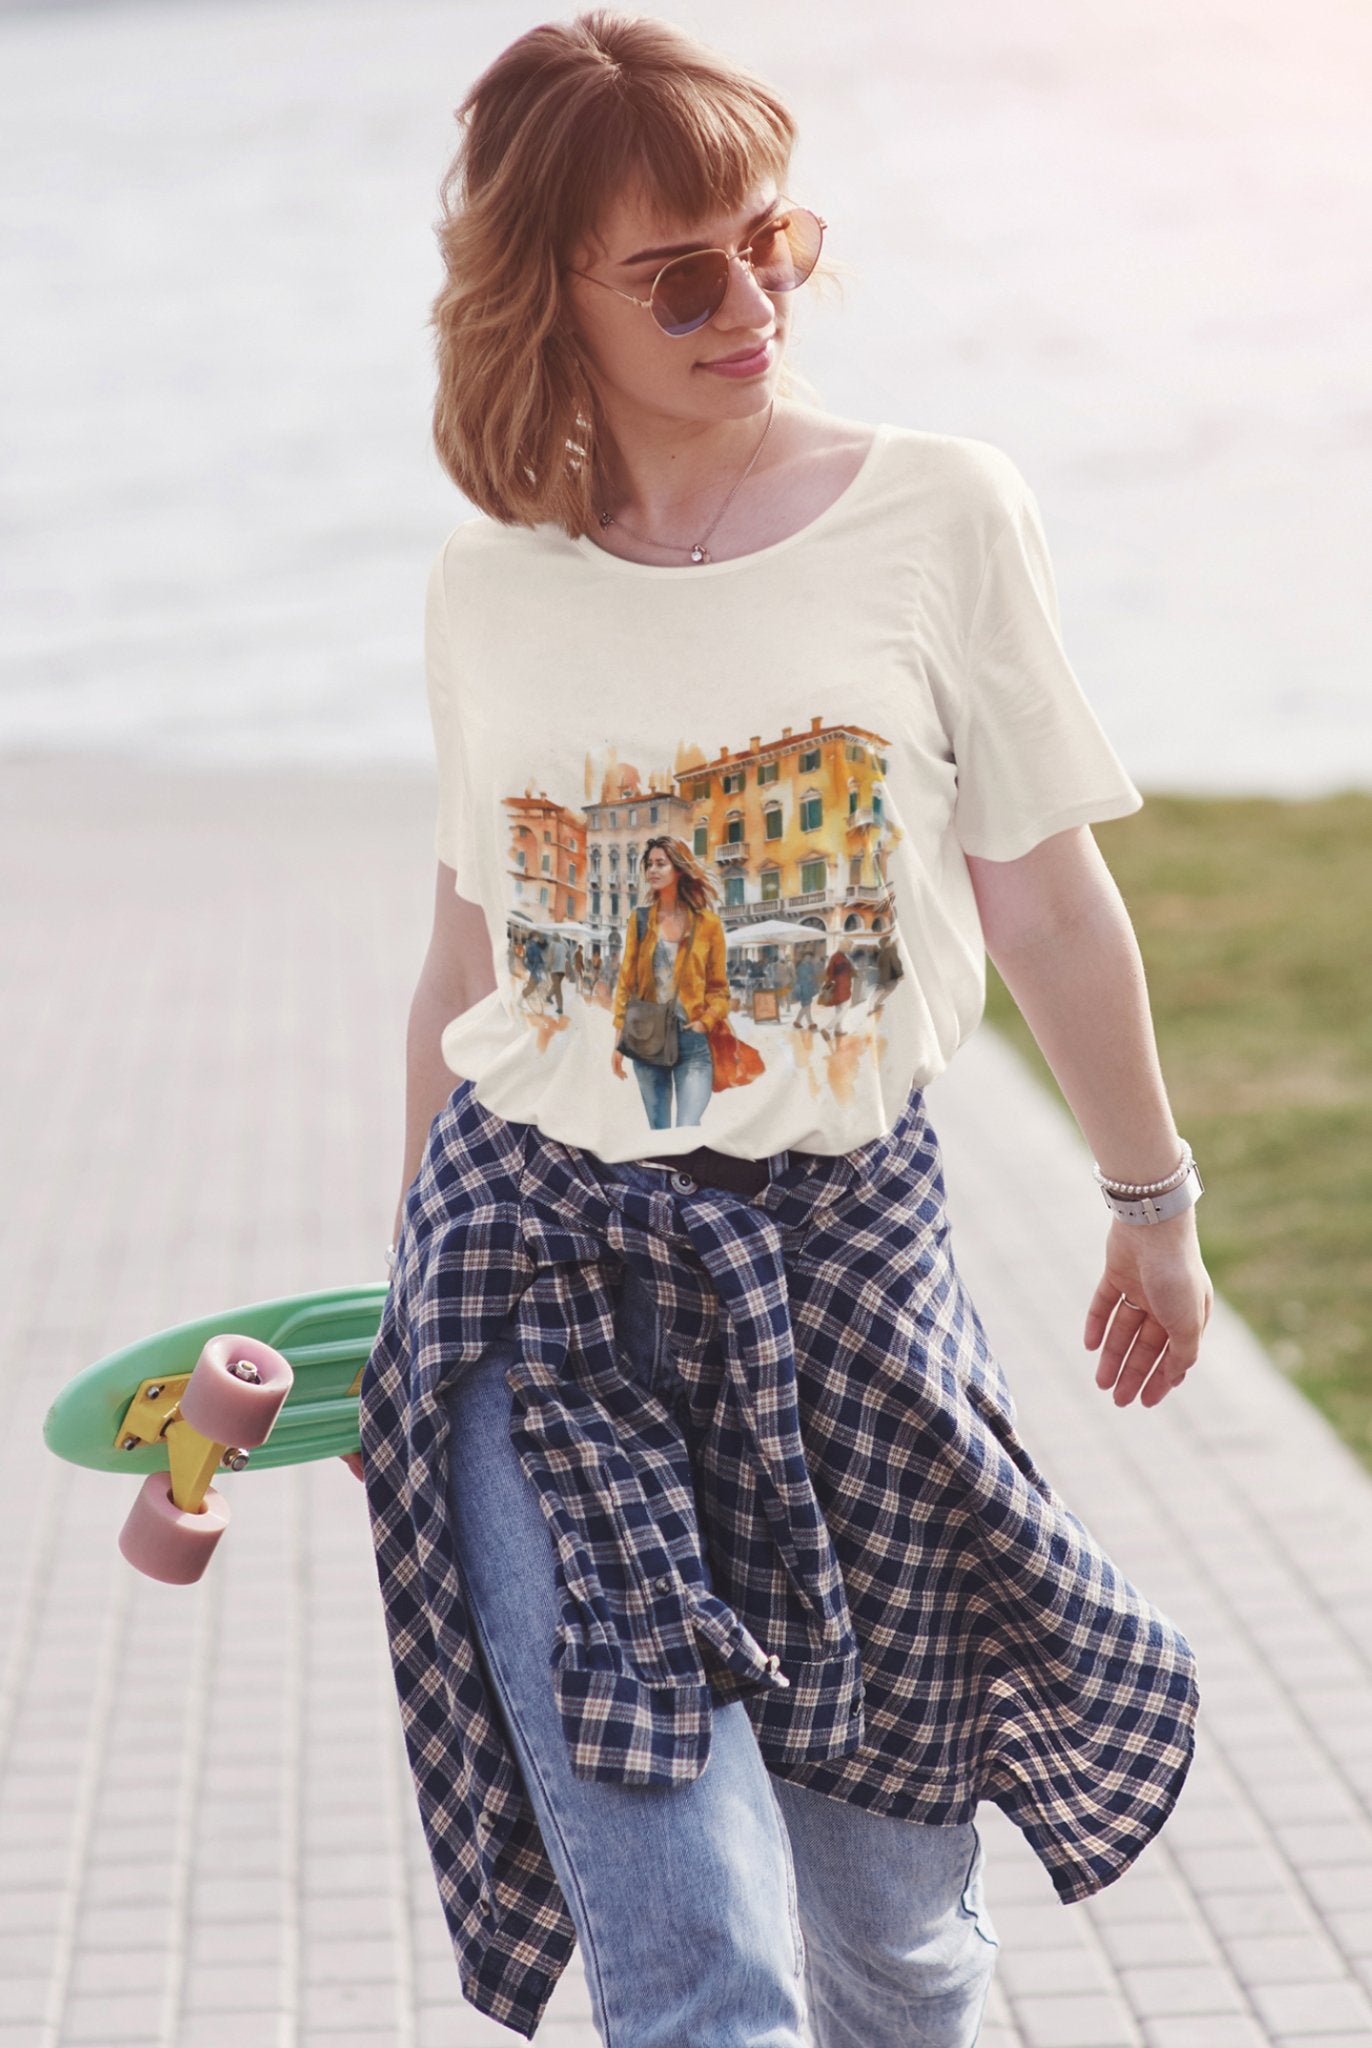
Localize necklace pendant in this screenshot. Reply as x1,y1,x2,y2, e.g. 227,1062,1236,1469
599,511,614,529
690,543,710,565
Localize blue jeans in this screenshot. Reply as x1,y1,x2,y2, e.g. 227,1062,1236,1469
631,1011,715,1131
443,1156,1001,2047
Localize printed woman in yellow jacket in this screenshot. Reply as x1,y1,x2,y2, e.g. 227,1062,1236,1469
611,837,732,1133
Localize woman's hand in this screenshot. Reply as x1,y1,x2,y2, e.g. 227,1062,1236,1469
1085,1214,1214,1408
341,1450,364,1482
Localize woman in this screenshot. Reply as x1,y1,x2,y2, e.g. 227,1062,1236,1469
611,836,732,1134
356,12,1212,2047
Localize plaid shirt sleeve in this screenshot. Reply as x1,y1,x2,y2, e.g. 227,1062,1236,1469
359,1079,1200,2039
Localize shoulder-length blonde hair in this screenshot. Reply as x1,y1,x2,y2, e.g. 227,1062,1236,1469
430,9,835,537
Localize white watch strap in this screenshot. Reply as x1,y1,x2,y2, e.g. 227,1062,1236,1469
1099,1163,1204,1224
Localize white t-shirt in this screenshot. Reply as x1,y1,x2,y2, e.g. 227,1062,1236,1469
423,422,1142,1163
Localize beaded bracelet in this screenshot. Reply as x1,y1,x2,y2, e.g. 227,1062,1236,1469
1091,1140,1193,1198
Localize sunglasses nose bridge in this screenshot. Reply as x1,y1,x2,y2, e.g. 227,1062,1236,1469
718,244,772,314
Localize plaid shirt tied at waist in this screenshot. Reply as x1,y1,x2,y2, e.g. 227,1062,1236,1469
360,1078,1199,2039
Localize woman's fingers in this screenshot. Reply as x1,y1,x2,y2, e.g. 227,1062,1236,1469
1090,1291,1153,1399
1093,1293,1208,1407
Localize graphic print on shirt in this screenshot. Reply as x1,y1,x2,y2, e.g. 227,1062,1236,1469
501,714,909,1140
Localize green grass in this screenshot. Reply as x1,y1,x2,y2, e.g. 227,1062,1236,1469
981,792,1372,1474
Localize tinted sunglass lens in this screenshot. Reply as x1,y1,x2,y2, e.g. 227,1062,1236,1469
750,209,823,292
652,250,730,336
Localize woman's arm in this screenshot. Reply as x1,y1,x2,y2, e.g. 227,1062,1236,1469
344,862,495,1484
965,824,1214,1410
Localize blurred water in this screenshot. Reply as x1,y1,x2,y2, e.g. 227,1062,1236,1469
2,0,1368,790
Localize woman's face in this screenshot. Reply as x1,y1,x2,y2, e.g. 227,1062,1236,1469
644,845,680,894
565,177,791,431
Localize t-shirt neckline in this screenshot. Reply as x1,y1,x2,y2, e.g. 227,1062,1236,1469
571,421,893,579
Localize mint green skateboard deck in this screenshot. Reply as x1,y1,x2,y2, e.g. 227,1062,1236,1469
42,1287,388,1581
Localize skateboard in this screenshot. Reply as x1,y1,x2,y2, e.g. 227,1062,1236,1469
42,1287,387,1585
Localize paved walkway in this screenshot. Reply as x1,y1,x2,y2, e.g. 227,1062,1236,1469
3,754,1370,2048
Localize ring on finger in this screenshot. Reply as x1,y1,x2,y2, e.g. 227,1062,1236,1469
1119,1293,1144,1311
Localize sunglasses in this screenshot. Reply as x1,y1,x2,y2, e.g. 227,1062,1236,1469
567,201,826,339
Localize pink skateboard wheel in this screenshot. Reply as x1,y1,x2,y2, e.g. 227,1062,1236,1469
178,1335,292,1449
118,1473,230,1584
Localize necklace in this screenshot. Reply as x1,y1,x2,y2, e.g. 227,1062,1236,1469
597,399,776,565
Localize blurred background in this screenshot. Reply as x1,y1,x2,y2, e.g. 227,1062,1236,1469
3,0,1368,1463
2,0,1368,786
4,12,1372,2047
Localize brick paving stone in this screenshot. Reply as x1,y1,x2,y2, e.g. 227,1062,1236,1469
301,1979,407,2031
60,1990,170,2042
301,1851,400,1897
298,2036,408,2048
1141,2023,1268,2048
1222,1936,1353,1987
188,1875,287,1923
1270,2037,1372,2048
1014,1993,1139,2046
185,1921,288,1969
1117,1965,1247,2016
1301,1870,1372,1917
1162,1805,1270,1852
999,1947,1115,1997
1171,1846,1306,1895
302,1936,404,1985
79,1857,181,1908
1246,1782,1366,1831
415,2008,511,2048
0,1980,48,2026
1248,1979,1372,2033
0,1932,60,1979
1226,1748,1357,1799
1203,1892,1323,1942
1326,1914,1372,1961
1276,1826,1372,1872
1084,1877,1199,1928
0,1842,74,1890
178,2019,290,2048
181,1959,287,2014
66,1947,177,1999
0,1773,80,1818
994,1900,1098,1948
73,1903,176,1953
1096,1920,1221,1970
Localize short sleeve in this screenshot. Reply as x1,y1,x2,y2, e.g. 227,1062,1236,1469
952,482,1144,862
423,536,472,882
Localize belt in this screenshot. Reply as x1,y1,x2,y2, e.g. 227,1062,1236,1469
640,1142,814,1198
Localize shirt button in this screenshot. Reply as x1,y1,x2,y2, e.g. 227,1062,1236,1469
478,1896,493,1917
654,1574,672,1593
765,1654,781,1672
849,1696,862,1715
671,1171,696,1192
